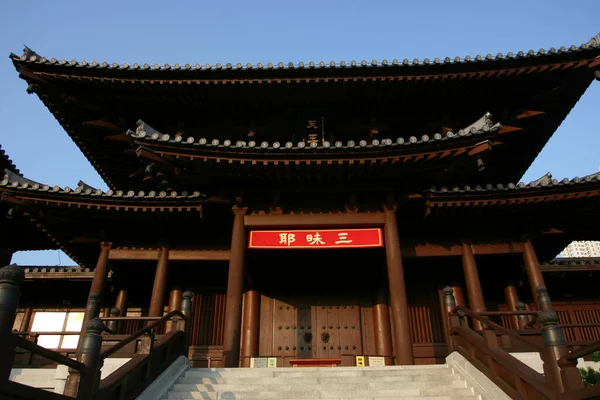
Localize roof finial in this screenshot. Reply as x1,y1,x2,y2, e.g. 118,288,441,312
586,33,600,48
22,45,40,59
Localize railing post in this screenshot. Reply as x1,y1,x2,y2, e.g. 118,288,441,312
515,302,529,329
180,290,193,352
75,317,105,400
64,292,102,397
443,286,459,351
0,265,25,381
107,308,119,333
537,285,583,397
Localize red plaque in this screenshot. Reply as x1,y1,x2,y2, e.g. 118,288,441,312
248,228,383,249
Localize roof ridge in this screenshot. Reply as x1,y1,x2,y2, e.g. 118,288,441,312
12,32,600,72
0,170,204,200
128,113,500,151
427,171,600,194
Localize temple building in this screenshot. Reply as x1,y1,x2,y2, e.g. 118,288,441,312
2,33,600,372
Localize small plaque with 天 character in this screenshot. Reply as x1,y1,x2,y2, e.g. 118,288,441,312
248,228,383,249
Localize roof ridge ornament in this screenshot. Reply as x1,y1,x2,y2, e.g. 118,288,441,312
21,45,40,61
585,33,600,48
459,112,497,135
3,168,42,187
530,172,553,187
77,180,98,192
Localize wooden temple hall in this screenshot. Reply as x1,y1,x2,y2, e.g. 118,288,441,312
2,33,600,369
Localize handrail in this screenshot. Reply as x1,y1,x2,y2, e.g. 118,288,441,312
99,310,185,360
452,306,544,352
11,334,84,370
99,316,165,321
564,339,600,362
13,331,82,336
451,324,555,399
560,323,600,328
477,310,539,317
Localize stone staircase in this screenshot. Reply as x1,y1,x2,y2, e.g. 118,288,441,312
164,364,479,400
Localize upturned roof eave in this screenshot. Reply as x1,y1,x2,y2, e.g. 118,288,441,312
9,33,600,81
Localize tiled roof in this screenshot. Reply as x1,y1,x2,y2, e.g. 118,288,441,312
11,34,600,73
546,257,600,267
427,171,600,194
128,113,501,152
1,169,204,200
0,145,19,174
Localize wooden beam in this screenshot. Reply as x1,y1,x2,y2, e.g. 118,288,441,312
108,248,230,261
109,249,159,261
515,111,545,120
471,243,525,255
83,120,122,131
467,141,492,156
169,249,230,261
244,212,385,227
498,126,523,135
588,57,600,68
402,242,525,258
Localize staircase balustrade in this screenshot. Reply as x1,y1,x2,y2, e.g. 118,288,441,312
0,264,194,400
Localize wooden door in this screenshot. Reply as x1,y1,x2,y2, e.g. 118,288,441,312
312,301,362,363
269,297,363,365
272,299,296,359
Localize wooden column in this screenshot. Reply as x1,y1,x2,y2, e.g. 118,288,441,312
223,207,247,368
384,209,414,365
504,283,520,330
166,288,183,331
149,245,170,317
461,243,486,330
372,287,393,365
20,308,33,332
240,289,260,367
523,241,547,308
89,243,112,302
451,284,466,307
114,288,128,334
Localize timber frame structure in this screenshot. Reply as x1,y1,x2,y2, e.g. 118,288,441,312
2,33,600,375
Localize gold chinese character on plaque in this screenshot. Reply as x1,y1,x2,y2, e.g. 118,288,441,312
307,120,318,129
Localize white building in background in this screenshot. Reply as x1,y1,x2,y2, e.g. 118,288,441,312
560,241,600,258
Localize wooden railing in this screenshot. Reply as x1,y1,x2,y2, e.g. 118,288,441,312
0,264,193,400
443,285,599,400
559,339,600,400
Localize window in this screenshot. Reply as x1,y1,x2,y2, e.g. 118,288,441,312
30,311,84,349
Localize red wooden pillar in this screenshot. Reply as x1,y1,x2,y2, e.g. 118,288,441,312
504,283,520,330
240,289,260,367
223,207,247,368
523,241,547,309
372,287,394,365
384,209,414,365
114,288,128,333
451,285,466,307
149,245,170,317
461,243,486,330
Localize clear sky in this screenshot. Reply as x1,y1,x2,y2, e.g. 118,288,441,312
1,1,599,265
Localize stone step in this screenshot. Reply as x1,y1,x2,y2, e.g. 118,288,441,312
167,388,475,399
177,373,461,385
172,379,466,392
184,367,452,379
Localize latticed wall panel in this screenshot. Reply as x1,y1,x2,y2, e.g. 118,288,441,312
407,287,445,344
190,291,227,346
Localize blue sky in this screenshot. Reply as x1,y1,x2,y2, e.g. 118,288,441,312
1,1,599,265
